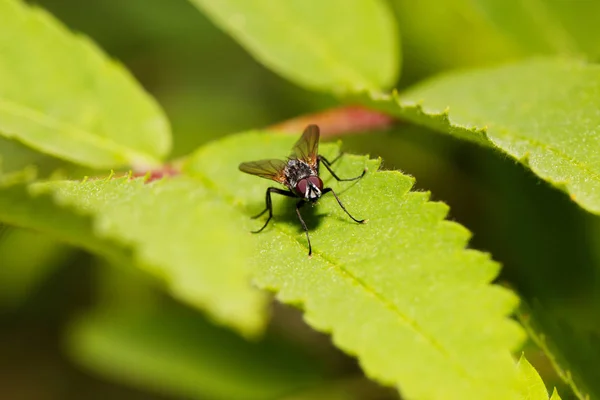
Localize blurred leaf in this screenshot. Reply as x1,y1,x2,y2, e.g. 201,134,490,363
189,0,399,91
0,170,267,336
516,354,561,400
358,58,600,215
0,169,129,263
0,137,55,174
517,354,549,399
466,0,600,58
0,0,171,168
279,379,394,400
391,0,520,83
67,306,324,400
463,146,596,400
550,388,562,400
35,175,268,336
183,132,525,399
391,0,600,85
519,302,599,400
0,228,72,308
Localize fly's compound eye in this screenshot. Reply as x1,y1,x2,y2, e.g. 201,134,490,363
307,176,323,190
296,178,308,196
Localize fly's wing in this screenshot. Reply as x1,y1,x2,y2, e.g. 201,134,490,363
239,159,287,183
290,124,319,168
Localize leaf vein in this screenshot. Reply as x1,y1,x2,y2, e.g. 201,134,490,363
0,97,157,166
190,163,473,381
303,236,472,380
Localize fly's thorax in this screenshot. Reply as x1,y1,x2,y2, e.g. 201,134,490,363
284,159,315,188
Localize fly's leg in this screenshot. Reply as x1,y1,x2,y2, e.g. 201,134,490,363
251,187,296,233
318,155,366,181
295,200,312,256
324,153,344,165
321,187,365,224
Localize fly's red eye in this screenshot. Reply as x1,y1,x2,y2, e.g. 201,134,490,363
296,178,308,195
308,176,323,190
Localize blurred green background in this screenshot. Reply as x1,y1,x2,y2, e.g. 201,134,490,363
2,0,600,399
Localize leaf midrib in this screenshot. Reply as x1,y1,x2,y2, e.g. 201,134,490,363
0,97,159,167
188,166,473,382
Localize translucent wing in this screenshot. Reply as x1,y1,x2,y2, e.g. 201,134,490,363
291,124,319,167
239,159,287,183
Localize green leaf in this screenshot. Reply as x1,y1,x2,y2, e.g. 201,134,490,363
0,228,72,308
391,0,600,80
35,175,268,336
516,354,561,400
466,1,600,57
390,0,520,80
357,58,600,215
189,0,399,92
0,169,266,336
67,306,325,400
519,302,598,400
3,131,525,398
550,388,562,400
517,354,548,399
0,0,171,168
183,132,525,399
0,169,129,263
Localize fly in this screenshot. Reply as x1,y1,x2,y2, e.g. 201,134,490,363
239,124,366,256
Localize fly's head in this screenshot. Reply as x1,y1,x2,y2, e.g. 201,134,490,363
295,176,323,202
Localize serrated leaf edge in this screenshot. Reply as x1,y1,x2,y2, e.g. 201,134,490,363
188,146,524,396
356,89,600,215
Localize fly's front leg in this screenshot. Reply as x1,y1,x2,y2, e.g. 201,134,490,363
321,187,365,224
295,200,312,256
251,187,296,233
318,155,366,182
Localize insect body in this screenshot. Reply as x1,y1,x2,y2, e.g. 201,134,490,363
239,124,366,256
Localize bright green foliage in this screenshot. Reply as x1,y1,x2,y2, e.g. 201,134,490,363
184,132,525,399
0,0,171,168
35,175,267,336
0,169,130,264
357,58,600,215
0,1,581,398
519,302,598,400
189,0,399,92
67,306,325,400
517,355,548,399
516,354,562,400
1,131,527,399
